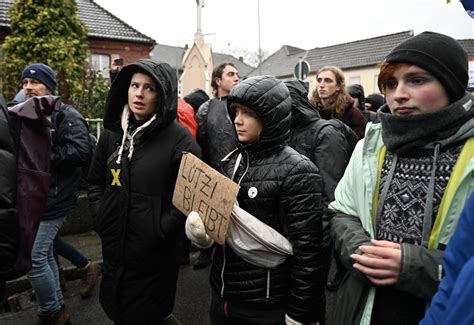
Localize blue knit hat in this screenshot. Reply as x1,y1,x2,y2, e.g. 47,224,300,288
21,63,57,92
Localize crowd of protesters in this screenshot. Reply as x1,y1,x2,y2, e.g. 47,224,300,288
0,30,473,325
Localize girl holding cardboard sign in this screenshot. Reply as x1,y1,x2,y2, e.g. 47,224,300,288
186,76,326,325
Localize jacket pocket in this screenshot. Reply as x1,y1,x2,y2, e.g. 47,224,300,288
94,188,123,236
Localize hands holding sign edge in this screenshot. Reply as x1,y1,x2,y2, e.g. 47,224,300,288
172,152,240,245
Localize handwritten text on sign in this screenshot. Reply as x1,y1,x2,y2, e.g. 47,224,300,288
173,152,240,245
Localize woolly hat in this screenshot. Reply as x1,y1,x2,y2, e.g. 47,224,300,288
21,63,57,92
347,84,365,99
381,31,468,103
184,89,209,113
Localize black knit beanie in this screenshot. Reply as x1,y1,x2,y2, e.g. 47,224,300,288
382,31,468,103
184,88,210,113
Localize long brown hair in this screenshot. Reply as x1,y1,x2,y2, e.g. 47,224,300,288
309,66,348,118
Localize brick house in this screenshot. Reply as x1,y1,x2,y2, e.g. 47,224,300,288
0,0,155,77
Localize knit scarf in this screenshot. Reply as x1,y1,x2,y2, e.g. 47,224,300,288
378,94,473,154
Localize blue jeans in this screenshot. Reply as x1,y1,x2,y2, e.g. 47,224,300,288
54,234,88,269
28,217,66,314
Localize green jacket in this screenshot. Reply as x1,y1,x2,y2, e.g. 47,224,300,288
328,115,474,325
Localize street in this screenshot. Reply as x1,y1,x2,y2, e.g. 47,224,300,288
0,256,211,325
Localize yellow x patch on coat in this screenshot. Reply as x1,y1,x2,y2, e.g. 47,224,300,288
111,169,122,186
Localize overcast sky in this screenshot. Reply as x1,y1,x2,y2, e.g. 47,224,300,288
94,0,473,55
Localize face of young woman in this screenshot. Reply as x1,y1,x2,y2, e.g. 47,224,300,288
384,64,449,116
233,104,263,144
128,72,158,120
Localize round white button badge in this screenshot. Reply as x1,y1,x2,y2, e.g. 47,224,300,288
248,187,258,198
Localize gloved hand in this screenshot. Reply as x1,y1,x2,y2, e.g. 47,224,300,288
185,211,214,249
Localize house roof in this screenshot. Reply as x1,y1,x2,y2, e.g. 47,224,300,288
249,30,474,78
151,43,254,76
246,45,305,78
213,52,254,77
151,43,186,68
0,0,155,45
248,31,415,78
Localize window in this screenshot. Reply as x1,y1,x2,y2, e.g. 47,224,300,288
348,76,360,85
374,74,380,93
90,54,110,78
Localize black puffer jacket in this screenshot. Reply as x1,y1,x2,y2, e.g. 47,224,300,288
88,59,201,323
210,76,326,323
0,97,18,278
44,104,91,220
196,97,237,172
286,80,350,203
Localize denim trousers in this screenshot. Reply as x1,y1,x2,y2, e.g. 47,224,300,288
28,217,66,314
54,234,88,269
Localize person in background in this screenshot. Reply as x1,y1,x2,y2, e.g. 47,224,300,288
21,63,91,325
187,75,326,325
177,88,210,264
347,84,365,110
177,98,198,139
420,192,474,325
310,66,365,139
184,88,209,115
10,75,99,305
328,31,473,324
364,93,385,112
176,88,209,140
87,59,200,324
193,63,239,269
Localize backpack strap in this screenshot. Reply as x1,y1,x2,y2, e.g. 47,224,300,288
305,119,331,160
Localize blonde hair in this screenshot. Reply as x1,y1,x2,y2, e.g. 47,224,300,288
309,66,348,118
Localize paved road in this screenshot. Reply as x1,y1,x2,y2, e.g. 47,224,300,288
0,254,211,325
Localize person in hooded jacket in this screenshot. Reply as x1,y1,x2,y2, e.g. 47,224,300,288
87,59,201,325
188,76,326,325
328,31,474,325
285,79,351,206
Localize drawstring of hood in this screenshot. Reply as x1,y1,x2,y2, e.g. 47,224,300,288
116,105,157,164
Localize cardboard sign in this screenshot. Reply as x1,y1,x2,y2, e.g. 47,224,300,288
173,152,240,245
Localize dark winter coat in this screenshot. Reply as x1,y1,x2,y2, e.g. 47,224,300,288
43,104,91,220
0,97,18,278
196,97,237,172
88,59,201,323
210,76,326,324
285,80,350,203
320,100,366,139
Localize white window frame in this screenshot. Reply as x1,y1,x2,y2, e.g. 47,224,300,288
90,54,110,78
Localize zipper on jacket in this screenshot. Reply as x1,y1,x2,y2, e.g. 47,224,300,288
220,245,226,297
266,269,270,299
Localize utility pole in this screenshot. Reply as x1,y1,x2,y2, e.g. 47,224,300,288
258,0,262,75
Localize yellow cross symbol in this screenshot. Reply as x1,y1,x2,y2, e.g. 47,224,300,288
111,169,121,186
